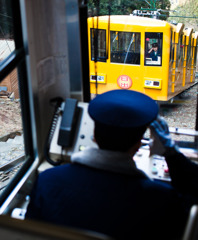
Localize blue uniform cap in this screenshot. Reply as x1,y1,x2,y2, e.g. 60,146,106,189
88,90,158,128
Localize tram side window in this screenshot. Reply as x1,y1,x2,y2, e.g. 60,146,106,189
145,32,163,66
170,31,175,65
169,31,173,64
91,29,106,62
176,34,184,69
194,39,197,68
110,31,140,65
187,35,192,68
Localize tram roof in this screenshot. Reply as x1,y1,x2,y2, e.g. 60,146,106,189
183,27,193,36
88,15,171,28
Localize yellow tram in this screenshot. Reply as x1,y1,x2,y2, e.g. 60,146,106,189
88,15,198,101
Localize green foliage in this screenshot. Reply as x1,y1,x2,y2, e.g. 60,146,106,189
88,0,171,20
156,0,171,20
88,0,147,16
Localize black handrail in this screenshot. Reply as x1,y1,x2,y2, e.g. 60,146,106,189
0,48,25,83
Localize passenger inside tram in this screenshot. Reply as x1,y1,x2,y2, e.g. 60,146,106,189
25,89,198,240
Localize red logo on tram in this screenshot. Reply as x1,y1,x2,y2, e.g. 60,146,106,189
117,75,132,89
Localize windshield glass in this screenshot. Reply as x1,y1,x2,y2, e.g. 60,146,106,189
111,31,140,65
88,1,198,153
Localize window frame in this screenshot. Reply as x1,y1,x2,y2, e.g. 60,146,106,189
0,0,34,206
144,32,163,67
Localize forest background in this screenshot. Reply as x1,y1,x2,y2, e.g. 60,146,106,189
88,0,198,31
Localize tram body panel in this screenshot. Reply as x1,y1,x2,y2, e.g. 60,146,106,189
88,16,197,101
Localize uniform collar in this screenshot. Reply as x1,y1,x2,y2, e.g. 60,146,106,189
71,147,150,179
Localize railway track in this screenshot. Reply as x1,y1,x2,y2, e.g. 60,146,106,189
0,155,25,192
0,133,25,193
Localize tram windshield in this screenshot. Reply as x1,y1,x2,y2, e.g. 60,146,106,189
111,31,140,65
91,29,107,62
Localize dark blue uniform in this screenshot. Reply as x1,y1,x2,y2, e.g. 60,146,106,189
26,147,197,240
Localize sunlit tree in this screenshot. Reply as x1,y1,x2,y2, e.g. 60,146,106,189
168,0,198,31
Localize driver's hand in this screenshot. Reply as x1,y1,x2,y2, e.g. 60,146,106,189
149,116,175,156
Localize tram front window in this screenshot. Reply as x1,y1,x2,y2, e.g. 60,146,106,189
145,32,163,66
91,28,106,62
111,31,140,65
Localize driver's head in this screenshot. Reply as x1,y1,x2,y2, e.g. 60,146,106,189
152,43,158,51
88,90,158,152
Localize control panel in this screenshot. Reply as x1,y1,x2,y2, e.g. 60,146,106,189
134,146,170,182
